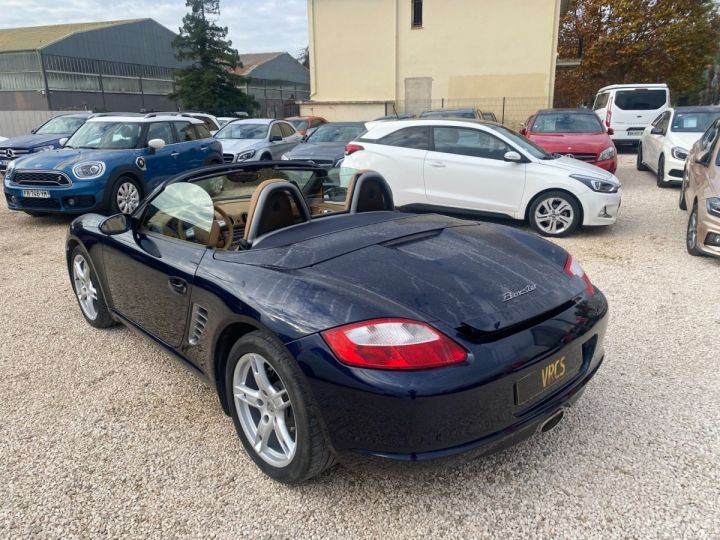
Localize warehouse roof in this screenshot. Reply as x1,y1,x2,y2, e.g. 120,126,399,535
236,52,286,76
0,19,149,53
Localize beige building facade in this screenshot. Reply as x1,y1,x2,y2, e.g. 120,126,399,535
301,0,569,123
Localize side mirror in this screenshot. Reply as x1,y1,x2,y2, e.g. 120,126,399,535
58,137,68,147
651,127,664,136
519,128,527,136
695,151,710,166
100,213,131,235
504,151,524,163
148,138,166,154
30,128,37,134
270,134,283,142
607,127,614,136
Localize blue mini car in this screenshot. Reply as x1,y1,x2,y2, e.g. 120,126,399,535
3,114,223,216
0,112,92,173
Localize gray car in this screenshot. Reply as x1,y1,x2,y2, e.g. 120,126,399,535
215,119,302,163
281,122,368,167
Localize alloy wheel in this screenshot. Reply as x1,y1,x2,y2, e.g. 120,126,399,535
72,254,98,320
534,197,574,235
116,181,140,214
233,353,297,467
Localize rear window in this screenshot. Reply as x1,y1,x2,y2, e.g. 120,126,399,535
377,126,429,150
531,112,603,134
614,89,667,111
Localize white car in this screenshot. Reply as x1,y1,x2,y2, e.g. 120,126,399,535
214,119,302,163
637,106,720,187
342,119,622,237
592,83,670,145
0,136,6,143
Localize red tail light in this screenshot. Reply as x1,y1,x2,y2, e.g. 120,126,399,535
564,255,594,295
345,143,364,156
605,97,613,127
321,318,467,370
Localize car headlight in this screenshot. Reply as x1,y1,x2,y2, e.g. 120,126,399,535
72,161,106,179
237,150,256,161
707,198,720,217
671,147,689,161
598,146,616,161
570,173,621,193
33,145,55,153
5,159,16,176
281,153,290,160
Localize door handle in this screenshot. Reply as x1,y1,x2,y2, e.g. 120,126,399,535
429,161,446,168
170,152,179,158
167,277,187,295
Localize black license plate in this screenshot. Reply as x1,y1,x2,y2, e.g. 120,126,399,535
515,354,582,406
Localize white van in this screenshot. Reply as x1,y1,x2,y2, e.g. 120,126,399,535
592,84,670,144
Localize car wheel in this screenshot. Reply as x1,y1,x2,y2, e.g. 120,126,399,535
656,155,668,188
686,203,704,256
225,331,335,483
679,175,688,211
260,153,272,161
528,191,582,237
70,246,116,328
636,144,649,171
110,176,142,215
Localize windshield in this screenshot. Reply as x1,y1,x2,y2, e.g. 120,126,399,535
486,124,552,160
36,116,86,135
66,121,142,150
306,124,365,143
671,111,720,133
615,89,667,111
290,120,309,131
215,123,268,140
531,112,604,134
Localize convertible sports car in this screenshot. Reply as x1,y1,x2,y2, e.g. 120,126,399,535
66,162,609,483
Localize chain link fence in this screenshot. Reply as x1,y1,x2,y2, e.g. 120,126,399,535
386,97,551,128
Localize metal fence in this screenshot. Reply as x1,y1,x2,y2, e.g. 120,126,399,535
244,78,311,118
386,97,551,128
0,110,79,138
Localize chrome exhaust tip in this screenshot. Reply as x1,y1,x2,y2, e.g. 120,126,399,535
540,409,564,433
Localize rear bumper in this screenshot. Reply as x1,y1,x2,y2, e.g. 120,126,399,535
289,291,608,460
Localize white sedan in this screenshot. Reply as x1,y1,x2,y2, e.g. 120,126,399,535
637,106,720,187
342,119,622,237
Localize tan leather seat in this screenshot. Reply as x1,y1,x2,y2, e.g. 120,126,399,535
244,179,311,244
344,171,394,213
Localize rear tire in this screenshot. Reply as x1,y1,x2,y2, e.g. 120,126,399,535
225,331,335,483
636,144,649,171
656,155,667,188
686,203,704,257
528,191,582,238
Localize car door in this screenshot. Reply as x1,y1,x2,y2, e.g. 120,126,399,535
424,126,526,216
267,122,285,159
278,121,301,156
101,182,215,347
173,121,203,169
688,121,720,201
646,112,670,168
142,121,182,189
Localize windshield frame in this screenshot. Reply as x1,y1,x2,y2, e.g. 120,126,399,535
484,124,552,160
670,110,720,134
530,112,605,134
214,122,269,140
305,124,366,143
35,115,86,135
65,120,144,150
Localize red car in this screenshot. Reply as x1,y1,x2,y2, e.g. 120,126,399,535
520,109,617,173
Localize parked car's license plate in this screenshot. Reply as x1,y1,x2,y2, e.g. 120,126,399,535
515,354,582,405
627,130,643,136
22,189,50,199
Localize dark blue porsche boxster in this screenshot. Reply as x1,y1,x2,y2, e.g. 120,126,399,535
66,162,608,483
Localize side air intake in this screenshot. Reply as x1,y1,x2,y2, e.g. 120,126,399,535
188,304,209,345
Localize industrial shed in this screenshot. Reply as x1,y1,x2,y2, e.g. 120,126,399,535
0,19,181,112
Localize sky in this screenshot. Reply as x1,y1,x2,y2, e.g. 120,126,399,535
1,0,309,57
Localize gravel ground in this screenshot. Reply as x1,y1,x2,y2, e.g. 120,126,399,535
1,153,719,539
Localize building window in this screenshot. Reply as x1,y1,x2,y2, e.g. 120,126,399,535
412,0,423,28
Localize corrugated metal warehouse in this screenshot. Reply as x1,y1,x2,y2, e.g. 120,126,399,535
0,19,181,112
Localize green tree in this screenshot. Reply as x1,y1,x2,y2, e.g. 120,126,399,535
555,0,720,106
171,0,255,113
